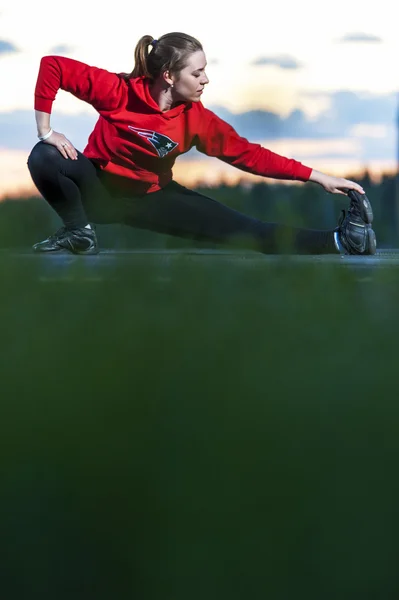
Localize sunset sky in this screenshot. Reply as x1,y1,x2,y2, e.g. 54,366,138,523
0,0,398,198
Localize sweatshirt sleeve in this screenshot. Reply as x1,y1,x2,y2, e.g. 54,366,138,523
34,56,126,114
194,106,312,182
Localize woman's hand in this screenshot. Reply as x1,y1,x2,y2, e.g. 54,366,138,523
42,130,78,160
309,169,365,195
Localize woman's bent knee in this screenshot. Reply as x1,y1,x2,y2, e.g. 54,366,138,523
27,142,61,174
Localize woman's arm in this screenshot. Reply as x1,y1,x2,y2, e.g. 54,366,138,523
35,55,125,115
195,106,365,194
35,110,51,138
194,107,312,181
33,56,125,159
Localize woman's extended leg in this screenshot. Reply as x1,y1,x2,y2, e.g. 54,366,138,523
120,181,339,254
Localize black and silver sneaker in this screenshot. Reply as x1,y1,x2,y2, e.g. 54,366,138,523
32,225,99,255
334,190,376,255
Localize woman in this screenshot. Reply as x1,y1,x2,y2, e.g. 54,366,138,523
27,32,376,256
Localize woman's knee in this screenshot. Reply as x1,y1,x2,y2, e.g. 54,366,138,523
27,142,61,174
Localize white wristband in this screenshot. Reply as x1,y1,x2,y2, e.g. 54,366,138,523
38,128,53,141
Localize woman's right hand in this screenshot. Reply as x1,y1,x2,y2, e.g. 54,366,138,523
42,130,78,160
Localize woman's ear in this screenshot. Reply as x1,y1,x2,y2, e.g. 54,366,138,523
163,70,174,87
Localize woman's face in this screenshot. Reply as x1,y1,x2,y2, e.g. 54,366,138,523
170,51,209,102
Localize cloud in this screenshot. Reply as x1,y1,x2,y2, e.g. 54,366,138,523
0,40,19,55
349,123,389,138
317,90,396,127
337,32,383,43
251,55,302,70
49,44,75,54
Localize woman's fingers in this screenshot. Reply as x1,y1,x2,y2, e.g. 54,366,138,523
341,179,365,194
319,174,365,195
59,141,69,159
43,131,78,160
59,140,78,160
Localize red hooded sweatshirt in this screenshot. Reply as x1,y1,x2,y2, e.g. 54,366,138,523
34,56,312,194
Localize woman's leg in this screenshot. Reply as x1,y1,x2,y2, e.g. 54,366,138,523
27,142,122,228
27,143,125,253
120,181,337,254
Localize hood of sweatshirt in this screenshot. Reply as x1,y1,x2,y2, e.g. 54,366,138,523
127,76,191,120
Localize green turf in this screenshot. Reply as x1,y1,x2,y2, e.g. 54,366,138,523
1,255,399,599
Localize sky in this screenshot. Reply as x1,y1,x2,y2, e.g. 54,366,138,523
0,0,398,198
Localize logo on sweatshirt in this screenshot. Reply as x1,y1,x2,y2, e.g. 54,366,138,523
128,126,178,158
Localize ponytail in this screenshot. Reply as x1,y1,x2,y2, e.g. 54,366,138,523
131,35,155,78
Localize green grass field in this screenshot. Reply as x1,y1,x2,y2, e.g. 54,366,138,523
2,253,399,599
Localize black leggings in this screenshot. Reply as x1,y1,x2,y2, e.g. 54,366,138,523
27,142,336,254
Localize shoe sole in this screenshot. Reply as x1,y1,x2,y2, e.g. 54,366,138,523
32,245,100,255
348,190,373,225
32,246,70,253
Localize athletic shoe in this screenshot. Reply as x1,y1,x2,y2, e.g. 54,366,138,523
32,225,99,254
334,190,376,255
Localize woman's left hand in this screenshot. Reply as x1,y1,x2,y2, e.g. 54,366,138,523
309,169,365,195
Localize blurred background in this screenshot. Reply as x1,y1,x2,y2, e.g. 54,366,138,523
1,2,399,598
